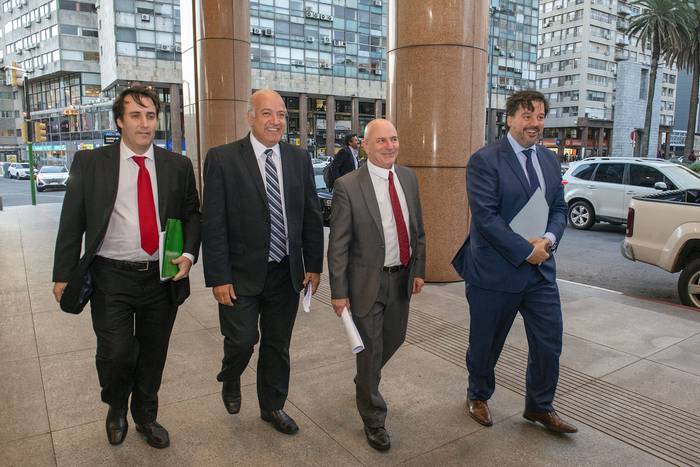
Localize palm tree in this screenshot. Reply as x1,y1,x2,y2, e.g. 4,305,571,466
627,0,689,157
667,1,700,157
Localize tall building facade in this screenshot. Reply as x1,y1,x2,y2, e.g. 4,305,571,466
0,0,182,163
537,0,677,159
249,0,387,155
486,0,539,143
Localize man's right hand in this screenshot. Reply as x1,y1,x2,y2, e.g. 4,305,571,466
53,282,68,303
213,284,237,306
526,238,550,265
331,298,349,317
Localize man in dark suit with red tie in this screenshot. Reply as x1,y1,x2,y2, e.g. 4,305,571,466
52,85,201,448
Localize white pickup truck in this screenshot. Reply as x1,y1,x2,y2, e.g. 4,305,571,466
621,189,700,308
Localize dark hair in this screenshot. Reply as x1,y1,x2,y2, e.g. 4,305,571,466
344,133,357,146
112,85,161,133
505,90,549,118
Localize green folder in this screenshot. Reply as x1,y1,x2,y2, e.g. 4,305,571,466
161,218,184,278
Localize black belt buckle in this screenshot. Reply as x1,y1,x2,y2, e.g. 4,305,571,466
382,265,403,273
136,261,150,272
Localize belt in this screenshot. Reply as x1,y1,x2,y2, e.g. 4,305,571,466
382,265,407,273
95,256,159,272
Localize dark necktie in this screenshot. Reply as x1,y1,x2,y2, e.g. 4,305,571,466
132,156,158,255
388,171,410,267
264,149,287,262
524,149,541,194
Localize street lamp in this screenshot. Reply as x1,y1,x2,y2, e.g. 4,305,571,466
2,64,36,205
487,6,513,145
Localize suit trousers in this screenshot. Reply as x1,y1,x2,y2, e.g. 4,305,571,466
217,257,299,411
466,268,563,412
352,267,410,428
89,257,177,424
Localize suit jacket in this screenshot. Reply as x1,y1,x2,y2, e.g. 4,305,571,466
201,134,324,295
327,163,426,317
453,137,567,293
52,143,201,312
332,146,357,180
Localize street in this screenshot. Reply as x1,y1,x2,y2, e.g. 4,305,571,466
557,223,680,305
0,176,66,207
0,175,683,306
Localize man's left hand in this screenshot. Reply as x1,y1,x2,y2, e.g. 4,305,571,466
302,272,321,294
412,277,425,294
171,255,193,281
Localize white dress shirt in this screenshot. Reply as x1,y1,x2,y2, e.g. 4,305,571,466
351,147,359,169
98,141,161,261
249,132,290,253
366,160,411,267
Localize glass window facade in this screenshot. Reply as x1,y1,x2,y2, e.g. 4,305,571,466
114,0,181,60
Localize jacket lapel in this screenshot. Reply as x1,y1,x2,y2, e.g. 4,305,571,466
280,142,294,217
240,134,267,203
154,146,169,226
500,138,531,197
358,165,385,245
535,146,558,204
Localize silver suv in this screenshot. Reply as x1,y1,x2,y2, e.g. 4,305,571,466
562,157,700,230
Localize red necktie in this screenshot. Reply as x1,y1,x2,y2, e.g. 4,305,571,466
133,156,158,255
388,171,410,267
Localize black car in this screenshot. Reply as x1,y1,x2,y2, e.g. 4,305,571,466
313,166,332,225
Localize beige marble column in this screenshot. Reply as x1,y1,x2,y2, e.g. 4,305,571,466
387,0,488,282
299,93,308,150
325,95,335,156
181,0,250,189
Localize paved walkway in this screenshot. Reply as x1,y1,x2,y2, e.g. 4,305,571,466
2,203,700,466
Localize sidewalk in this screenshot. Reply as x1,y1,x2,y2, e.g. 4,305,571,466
2,203,700,466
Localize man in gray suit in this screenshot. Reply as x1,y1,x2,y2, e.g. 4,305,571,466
327,119,426,451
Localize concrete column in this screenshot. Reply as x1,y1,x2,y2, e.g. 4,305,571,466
181,0,250,189
581,126,589,158
170,83,182,155
374,99,383,119
597,127,605,156
299,93,308,150
325,95,335,157
558,128,566,158
351,96,360,134
665,128,671,158
387,0,488,282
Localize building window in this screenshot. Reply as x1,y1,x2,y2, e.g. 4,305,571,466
640,69,648,100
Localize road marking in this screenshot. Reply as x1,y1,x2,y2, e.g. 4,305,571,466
556,278,623,294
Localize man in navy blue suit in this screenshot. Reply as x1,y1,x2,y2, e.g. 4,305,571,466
453,90,577,434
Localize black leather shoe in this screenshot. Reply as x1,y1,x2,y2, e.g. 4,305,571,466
135,421,170,448
260,409,299,435
222,381,241,414
364,425,391,451
105,406,128,445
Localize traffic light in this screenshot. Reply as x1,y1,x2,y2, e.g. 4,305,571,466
21,122,28,143
34,122,47,142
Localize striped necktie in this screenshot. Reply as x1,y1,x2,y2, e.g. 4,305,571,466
264,149,287,262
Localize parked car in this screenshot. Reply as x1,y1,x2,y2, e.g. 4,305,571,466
313,166,332,225
36,165,69,191
622,189,700,308
562,157,700,230
8,162,32,180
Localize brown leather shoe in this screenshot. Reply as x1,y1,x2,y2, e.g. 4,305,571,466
523,410,578,433
467,399,493,427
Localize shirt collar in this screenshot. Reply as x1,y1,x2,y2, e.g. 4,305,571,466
350,147,358,157
250,132,280,159
120,141,154,161
507,132,536,157
367,159,395,180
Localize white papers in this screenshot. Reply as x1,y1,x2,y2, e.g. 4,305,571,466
157,231,170,283
341,307,364,354
302,282,312,312
509,188,548,241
